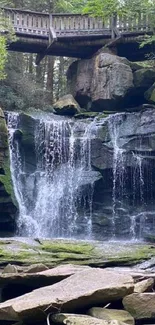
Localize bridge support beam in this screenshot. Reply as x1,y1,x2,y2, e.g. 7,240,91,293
36,14,57,65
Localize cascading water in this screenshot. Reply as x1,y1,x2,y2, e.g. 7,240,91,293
8,112,95,239
107,114,126,236
7,109,155,241
106,112,154,239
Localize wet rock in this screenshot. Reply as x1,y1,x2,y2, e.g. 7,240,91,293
67,53,134,111
17,113,36,173
53,94,81,116
123,293,155,319
0,268,134,323
52,313,128,325
88,308,134,325
134,278,154,293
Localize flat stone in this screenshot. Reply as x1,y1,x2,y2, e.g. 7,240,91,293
88,308,134,325
52,313,127,325
2,264,18,274
123,293,155,319
0,264,90,288
26,264,49,273
0,268,134,323
134,278,154,293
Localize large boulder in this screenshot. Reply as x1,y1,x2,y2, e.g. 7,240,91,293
53,94,81,116
123,293,155,319
67,53,134,111
0,268,134,323
88,308,134,325
0,108,17,233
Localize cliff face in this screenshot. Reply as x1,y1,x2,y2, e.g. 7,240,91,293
7,108,155,240
0,108,17,233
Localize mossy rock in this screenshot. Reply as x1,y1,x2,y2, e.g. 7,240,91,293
54,94,81,116
0,108,17,233
134,68,155,89
0,239,155,268
74,112,99,119
145,82,155,103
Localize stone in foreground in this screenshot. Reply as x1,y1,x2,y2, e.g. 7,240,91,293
123,293,155,319
88,308,134,325
26,263,49,273
53,94,81,116
0,269,134,323
52,313,128,325
134,278,154,293
0,264,90,294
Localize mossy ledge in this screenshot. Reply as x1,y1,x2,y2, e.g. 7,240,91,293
0,239,154,268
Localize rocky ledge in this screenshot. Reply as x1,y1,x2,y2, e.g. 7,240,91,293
0,242,154,325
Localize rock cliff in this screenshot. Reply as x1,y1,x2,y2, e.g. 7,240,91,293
0,108,17,233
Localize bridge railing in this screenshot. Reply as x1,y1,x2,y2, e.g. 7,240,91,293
116,12,152,33
1,7,153,38
2,8,107,37
2,8,50,36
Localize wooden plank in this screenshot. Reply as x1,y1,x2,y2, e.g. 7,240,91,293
36,27,57,65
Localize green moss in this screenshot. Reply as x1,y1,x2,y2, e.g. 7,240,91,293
0,240,155,268
41,241,94,254
107,245,155,266
150,89,155,103
0,156,16,205
74,112,99,119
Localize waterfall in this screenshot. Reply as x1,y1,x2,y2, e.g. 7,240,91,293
8,110,155,240
8,112,95,239
107,113,153,239
108,114,126,235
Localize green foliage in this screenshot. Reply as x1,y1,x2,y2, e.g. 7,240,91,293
83,0,155,19
83,0,122,19
0,1,15,80
0,36,7,80
83,0,155,53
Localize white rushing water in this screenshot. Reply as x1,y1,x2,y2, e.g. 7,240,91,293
8,112,95,239
8,111,153,240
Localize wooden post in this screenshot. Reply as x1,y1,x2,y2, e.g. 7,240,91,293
111,13,117,38
49,13,53,44
36,13,57,65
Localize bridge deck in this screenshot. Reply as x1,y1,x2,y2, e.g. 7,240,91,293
1,7,154,61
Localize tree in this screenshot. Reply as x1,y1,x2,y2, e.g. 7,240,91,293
0,36,7,80
83,0,155,19
0,1,15,80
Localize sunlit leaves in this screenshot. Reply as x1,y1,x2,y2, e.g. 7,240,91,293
0,36,7,80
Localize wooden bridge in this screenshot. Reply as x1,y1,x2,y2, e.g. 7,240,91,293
2,7,154,63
